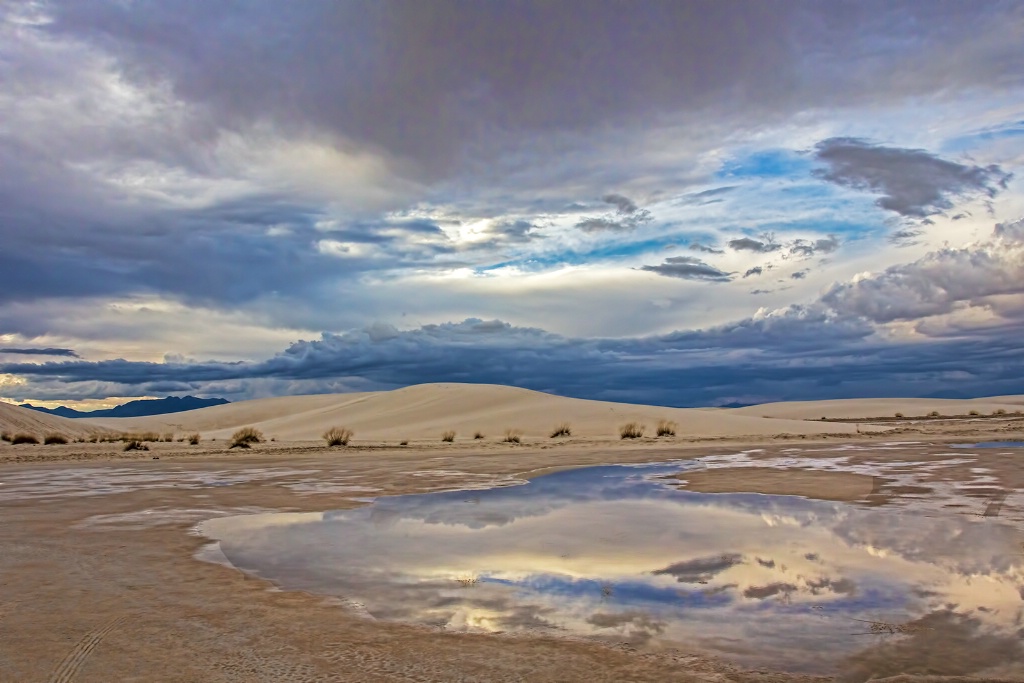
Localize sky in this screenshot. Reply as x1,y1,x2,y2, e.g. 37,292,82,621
1,0,1023,409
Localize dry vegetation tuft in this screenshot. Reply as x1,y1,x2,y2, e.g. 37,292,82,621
473,431,485,440
322,426,353,447
549,422,571,438
230,426,264,449
123,440,148,452
503,428,522,443
441,430,456,442
43,434,68,445
656,419,677,437
11,433,39,445
187,433,201,445
0,431,11,443
619,422,645,439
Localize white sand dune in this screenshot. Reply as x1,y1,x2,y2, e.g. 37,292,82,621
729,396,1024,420
81,383,866,442
0,401,105,439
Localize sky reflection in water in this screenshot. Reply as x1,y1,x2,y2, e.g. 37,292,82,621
199,461,1024,677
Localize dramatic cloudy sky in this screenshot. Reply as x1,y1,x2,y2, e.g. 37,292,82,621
2,0,1023,409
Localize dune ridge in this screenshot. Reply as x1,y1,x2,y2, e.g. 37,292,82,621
0,401,106,439
80,382,867,441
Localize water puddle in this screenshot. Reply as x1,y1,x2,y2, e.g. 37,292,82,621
199,461,1024,677
952,441,1024,449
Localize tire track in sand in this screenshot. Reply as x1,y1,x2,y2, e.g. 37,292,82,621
48,616,126,683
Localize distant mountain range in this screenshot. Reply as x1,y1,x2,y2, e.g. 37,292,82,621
21,395,229,419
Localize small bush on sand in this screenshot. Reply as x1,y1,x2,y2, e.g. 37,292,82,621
619,422,645,439
441,430,456,443
928,411,940,417
504,428,522,443
44,434,68,445
994,408,1007,415
161,433,174,442
968,410,980,416
230,426,264,449
323,426,353,447
11,433,39,445
123,440,148,451
0,431,11,443
473,431,485,440
399,440,409,446
187,433,201,445
894,412,904,418
549,423,572,438
656,419,677,437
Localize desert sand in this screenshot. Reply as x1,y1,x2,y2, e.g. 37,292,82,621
2,385,1023,682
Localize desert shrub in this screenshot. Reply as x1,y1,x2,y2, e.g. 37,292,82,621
894,412,904,418
619,422,645,439
503,428,522,443
549,422,572,438
441,430,456,442
123,440,148,452
928,411,940,417
994,408,1007,415
400,440,409,446
473,431,485,440
968,410,980,416
11,433,39,445
0,431,11,443
187,433,201,445
322,426,353,447
161,433,174,442
656,419,677,437
43,434,68,445
230,426,264,449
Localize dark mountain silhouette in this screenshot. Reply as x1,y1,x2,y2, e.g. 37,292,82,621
21,395,229,419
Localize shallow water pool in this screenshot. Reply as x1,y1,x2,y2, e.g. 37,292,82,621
199,460,1024,677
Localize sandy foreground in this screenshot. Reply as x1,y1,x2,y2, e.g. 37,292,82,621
1,386,1023,682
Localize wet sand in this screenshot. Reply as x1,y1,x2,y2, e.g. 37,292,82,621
1,429,1022,682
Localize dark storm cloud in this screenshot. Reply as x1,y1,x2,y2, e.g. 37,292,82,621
42,2,1023,174
743,267,763,278
4,304,1024,405
813,138,1012,218
576,195,653,233
790,236,840,257
652,554,743,583
728,237,781,253
641,256,732,282
1,347,80,358
602,194,639,214
688,242,724,255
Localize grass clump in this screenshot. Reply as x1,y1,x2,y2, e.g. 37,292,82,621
894,412,904,418
0,431,11,443
656,419,677,437
123,440,149,452
44,434,68,445
399,440,409,446
549,423,572,438
619,422,645,439
503,428,522,444
161,432,174,442
928,410,940,417
473,431,485,440
11,433,39,445
441,430,456,443
230,426,264,449
187,433,201,445
322,426,353,447
968,410,980,416
994,408,1007,415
